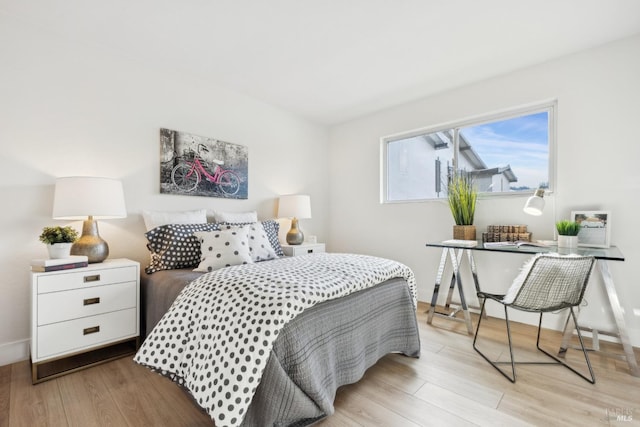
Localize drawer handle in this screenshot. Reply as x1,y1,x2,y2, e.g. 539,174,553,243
83,297,100,306
83,326,100,335
84,274,101,283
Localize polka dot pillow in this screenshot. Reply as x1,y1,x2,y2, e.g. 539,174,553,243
193,227,253,272
219,219,284,258
260,219,284,257
218,222,278,262
145,223,220,274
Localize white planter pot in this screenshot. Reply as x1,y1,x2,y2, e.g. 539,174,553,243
47,243,73,259
557,235,578,248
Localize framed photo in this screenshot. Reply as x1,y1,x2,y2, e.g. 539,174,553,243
570,210,611,248
159,128,248,199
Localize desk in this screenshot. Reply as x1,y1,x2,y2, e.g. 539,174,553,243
425,240,639,377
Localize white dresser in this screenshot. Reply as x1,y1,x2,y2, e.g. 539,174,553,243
30,258,140,383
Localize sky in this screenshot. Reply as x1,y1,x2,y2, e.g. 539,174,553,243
460,111,549,189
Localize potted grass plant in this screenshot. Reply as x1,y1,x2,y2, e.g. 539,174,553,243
555,220,580,248
39,226,79,258
448,171,478,240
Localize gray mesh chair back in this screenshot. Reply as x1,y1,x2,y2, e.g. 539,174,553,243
510,255,594,312
473,254,596,383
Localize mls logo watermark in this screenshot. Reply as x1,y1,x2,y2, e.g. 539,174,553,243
606,408,634,422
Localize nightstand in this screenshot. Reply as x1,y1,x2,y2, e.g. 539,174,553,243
30,258,140,383
281,242,326,257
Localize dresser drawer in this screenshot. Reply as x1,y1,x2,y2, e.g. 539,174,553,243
282,243,326,256
36,308,137,360
36,265,137,294
37,281,137,326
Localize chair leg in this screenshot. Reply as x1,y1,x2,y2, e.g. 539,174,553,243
473,299,516,382
535,310,596,384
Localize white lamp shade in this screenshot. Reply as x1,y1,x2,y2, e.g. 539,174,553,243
52,176,127,219
523,189,545,216
278,194,311,219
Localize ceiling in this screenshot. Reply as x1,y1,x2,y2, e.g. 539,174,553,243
3,0,640,125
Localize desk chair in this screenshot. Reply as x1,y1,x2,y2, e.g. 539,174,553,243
472,254,596,383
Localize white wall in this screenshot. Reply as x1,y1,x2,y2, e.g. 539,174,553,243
329,34,640,346
0,13,329,365
2,11,638,368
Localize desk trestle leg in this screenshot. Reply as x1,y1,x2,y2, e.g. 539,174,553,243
427,247,478,334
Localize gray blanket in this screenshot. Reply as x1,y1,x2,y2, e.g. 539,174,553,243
140,263,420,426
246,277,420,426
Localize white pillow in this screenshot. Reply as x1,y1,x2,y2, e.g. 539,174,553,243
142,209,208,231
193,228,253,272
211,210,258,224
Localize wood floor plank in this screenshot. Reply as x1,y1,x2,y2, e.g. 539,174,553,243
57,363,128,427
97,357,157,426
414,382,532,427
99,357,213,427
0,364,12,426
314,409,364,426
4,303,639,427
8,361,67,427
333,384,421,427
142,362,215,426
361,357,426,394
385,355,503,408
396,344,513,387
343,372,476,427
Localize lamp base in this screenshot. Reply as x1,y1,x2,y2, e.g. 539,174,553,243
286,217,304,245
71,218,109,263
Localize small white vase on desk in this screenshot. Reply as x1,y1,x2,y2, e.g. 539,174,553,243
47,243,73,259
557,235,578,249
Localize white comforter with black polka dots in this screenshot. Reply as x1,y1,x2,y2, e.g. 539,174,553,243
134,253,416,427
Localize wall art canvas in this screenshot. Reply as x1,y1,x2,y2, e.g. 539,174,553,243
160,128,248,199
571,210,611,248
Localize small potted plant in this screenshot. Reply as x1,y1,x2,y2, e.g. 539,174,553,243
39,226,79,258
448,171,478,240
555,220,580,248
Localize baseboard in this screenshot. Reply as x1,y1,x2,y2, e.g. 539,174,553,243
0,339,30,367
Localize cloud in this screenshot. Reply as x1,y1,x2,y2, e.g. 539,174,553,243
460,112,549,188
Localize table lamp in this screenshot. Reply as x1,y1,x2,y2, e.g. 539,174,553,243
278,194,311,245
52,176,127,263
523,188,545,216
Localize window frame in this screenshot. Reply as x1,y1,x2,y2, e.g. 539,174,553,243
380,100,557,203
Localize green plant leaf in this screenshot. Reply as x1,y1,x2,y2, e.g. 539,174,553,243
39,226,79,244
555,220,580,236
447,171,477,225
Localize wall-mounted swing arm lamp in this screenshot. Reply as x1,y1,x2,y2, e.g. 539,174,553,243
523,188,545,216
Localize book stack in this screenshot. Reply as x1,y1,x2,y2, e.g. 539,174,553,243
482,225,532,243
31,255,89,272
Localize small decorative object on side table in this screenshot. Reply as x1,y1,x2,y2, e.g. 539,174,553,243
39,225,79,259
281,243,325,257
30,258,140,384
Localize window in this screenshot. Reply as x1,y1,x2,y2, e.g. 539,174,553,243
381,102,555,202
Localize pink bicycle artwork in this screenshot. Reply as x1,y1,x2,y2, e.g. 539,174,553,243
171,143,241,196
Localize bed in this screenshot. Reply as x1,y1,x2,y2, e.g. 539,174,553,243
134,219,420,427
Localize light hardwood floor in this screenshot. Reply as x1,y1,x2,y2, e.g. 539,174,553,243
2,303,639,426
